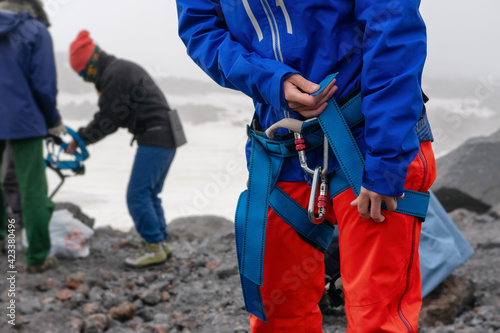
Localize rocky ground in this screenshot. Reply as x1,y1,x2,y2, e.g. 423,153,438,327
417,208,500,333
0,205,499,333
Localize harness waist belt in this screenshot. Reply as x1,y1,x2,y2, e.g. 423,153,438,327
250,93,433,161
328,167,430,219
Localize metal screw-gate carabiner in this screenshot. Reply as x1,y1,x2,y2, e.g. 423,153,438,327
294,132,329,177
265,118,329,224
294,132,329,224
307,166,328,224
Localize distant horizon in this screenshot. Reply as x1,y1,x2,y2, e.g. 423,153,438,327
52,50,492,84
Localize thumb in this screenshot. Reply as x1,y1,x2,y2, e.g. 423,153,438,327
289,74,320,94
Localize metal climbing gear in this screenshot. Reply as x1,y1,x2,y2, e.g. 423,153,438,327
45,126,89,198
265,118,329,223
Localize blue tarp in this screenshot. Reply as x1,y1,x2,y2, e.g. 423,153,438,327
419,191,474,297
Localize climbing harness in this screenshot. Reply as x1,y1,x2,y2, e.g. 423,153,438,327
45,126,89,198
235,73,434,321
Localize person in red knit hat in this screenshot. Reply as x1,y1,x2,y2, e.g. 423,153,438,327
67,30,186,269
69,30,101,81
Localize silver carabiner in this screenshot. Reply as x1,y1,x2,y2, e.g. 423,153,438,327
295,132,329,177
307,166,328,224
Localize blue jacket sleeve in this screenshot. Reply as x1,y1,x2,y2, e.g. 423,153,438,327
30,24,61,128
176,0,298,113
355,0,426,197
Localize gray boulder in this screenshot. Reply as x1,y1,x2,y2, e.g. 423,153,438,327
55,202,95,229
168,215,234,241
419,275,475,327
432,129,500,212
433,187,491,214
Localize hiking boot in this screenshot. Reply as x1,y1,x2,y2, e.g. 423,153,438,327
161,240,173,260
26,257,58,274
124,241,167,269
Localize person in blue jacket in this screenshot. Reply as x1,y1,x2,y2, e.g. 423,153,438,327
177,1,436,332
0,0,65,273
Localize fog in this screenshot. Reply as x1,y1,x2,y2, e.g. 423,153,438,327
42,0,499,81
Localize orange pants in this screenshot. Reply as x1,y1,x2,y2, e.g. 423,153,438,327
250,141,436,332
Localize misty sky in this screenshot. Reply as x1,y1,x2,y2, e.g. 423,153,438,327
42,0,499,81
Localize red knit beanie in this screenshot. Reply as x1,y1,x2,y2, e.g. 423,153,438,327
69,30,96,74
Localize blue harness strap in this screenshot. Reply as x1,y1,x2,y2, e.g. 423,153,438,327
317,96,364,197
328,167,430,219
317,92,431,219
390,189,430,219
235,130,335,322
235,135,283,322
270,186,334,251
235,190,267,320
240,137,275,286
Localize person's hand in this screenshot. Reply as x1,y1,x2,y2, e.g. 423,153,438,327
284,74,338,118
48,122,67,137
350,187,405,223
66,140,78,154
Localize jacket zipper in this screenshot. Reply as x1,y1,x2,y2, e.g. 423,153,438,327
259,0,284,62
397,147,428,332
277,0,293,123
398,217,416,333
243,0,293,58
242,0,264,41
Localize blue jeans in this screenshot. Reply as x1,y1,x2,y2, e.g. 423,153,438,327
127,145,176,243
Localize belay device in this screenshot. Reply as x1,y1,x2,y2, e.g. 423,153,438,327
45,126,89,199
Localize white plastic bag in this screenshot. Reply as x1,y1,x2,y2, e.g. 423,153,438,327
23,209,94,259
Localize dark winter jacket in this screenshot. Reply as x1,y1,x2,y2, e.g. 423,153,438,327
0,10,60,140
77,52,179,148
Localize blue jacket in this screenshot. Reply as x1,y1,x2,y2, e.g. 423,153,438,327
0,10,60,140
177,0,427,197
